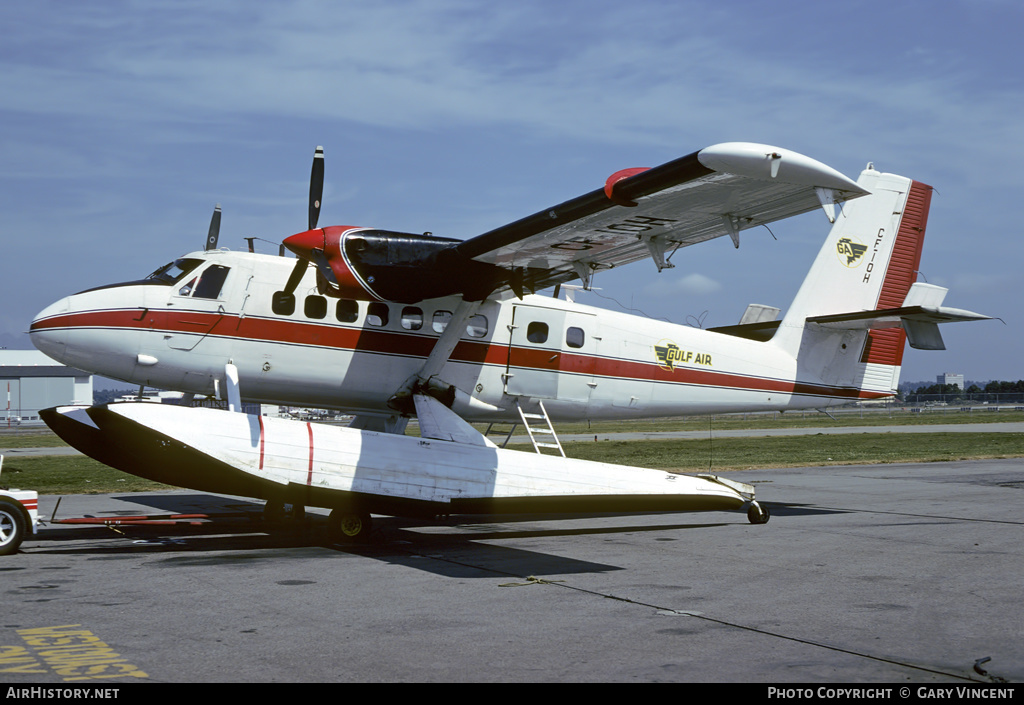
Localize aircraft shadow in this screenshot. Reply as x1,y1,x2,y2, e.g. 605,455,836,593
27,516,623,577
28,493,760,577
335,515,739,578
764,502,851,517
29,493,806,573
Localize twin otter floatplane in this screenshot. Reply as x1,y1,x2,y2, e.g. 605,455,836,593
31,143,989,540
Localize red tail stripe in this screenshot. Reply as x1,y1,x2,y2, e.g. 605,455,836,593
861,180,931,366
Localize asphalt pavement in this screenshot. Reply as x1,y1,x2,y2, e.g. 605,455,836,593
2,457,1021,683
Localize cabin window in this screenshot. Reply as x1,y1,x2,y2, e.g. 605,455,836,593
272,292,295,315
192,265,230,299
432,310,452,333
304,295,327,319
466,314,488,338
336,299,358,323
527,322,548,344
566,326,585,349
401,307,423,330
178,277,197,297
367,302,389,327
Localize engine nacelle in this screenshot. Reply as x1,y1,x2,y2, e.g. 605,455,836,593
284,225,505,303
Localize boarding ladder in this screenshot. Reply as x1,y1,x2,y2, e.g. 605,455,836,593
516,400,565,457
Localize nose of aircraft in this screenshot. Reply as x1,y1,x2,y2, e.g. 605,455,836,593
29,296,71,362
30,288,148,384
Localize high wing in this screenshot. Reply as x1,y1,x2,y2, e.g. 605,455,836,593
454,142,869,292
280,143,869,304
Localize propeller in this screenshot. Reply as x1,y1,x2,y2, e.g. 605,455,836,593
282,254,309,294
280,146,327,297
308,247,339,288
309,146,324,230
204,204,222,251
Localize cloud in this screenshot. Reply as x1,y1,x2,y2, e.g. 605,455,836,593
5,0,1020,158
643,272,722,297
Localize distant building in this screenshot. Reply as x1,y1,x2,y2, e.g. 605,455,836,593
0,350,93,426
936,372,964,389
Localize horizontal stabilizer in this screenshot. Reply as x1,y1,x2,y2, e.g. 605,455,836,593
711,283,989,349
806,283,990,351
807,304,990,330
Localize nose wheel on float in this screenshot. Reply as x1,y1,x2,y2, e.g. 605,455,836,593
747,501,770,524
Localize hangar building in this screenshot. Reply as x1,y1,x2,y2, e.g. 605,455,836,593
0,350,92,426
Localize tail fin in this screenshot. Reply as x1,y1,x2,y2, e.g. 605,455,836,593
771,165,932,397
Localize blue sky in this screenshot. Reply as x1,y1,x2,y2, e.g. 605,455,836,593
2,0,1021,383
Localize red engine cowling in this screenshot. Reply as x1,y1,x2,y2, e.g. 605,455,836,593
283,225,380,301
283,225,500,303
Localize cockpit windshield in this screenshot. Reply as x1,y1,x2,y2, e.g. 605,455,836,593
146,258,202,285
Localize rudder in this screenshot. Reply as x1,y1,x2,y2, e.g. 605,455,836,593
772,166,933,397
857,178,931,368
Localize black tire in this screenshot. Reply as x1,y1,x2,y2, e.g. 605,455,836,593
747,503,770,525
0,498,27,556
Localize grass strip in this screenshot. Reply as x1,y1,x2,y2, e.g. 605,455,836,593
515,431,1024,472
1,456,174,494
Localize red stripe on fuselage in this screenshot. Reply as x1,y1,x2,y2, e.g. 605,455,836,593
258,415,266,471
32,308,889,400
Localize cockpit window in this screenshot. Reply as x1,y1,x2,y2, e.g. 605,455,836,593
176,265,231,299
146,258,202,285
192,265,230,299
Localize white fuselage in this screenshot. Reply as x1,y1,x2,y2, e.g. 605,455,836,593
30,249,880,422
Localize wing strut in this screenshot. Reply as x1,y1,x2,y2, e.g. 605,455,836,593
389,298,497,414
645,236,676,272
571,262,594,290
722,215,743,249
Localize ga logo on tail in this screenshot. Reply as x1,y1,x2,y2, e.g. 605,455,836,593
837,237,867,267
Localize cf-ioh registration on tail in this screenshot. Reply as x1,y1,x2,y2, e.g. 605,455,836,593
31,143,990,539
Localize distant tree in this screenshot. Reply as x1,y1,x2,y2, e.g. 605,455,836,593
913,383,961,396
93,388,126,405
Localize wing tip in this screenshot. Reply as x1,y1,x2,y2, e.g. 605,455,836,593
698,142,868,196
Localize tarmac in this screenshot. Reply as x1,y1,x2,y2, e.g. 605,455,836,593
2,456,1022,684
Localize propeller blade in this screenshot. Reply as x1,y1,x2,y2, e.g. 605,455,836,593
309,248,339,288
282,258,308,296
309,146,324,230
205,204,222,251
